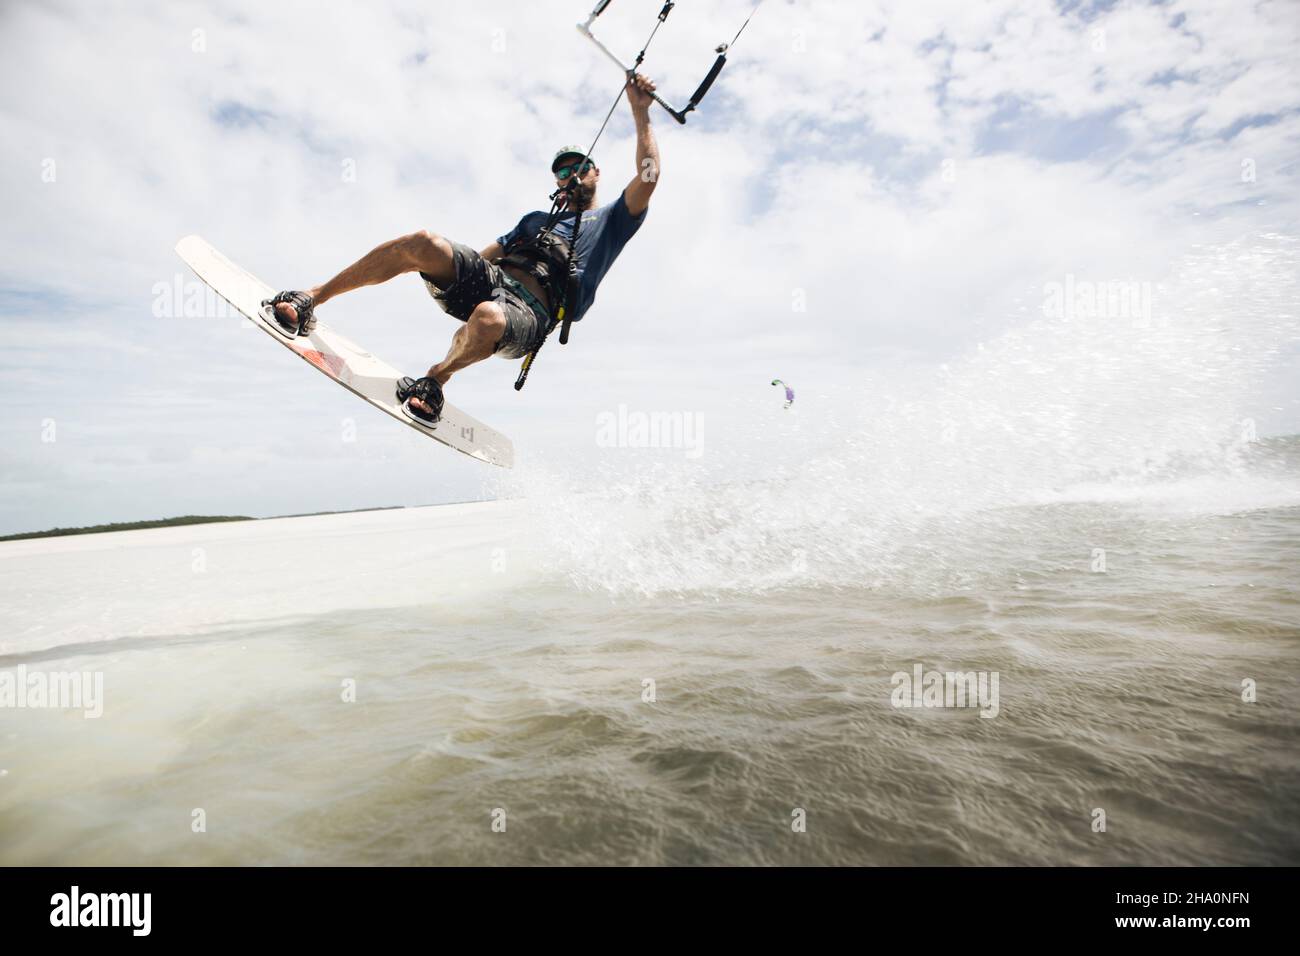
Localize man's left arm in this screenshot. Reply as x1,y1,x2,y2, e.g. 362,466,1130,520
623,74,659,218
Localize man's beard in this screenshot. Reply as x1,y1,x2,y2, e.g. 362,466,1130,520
568,181,596,209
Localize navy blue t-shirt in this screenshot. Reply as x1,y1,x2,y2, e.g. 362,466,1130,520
496,188,646,322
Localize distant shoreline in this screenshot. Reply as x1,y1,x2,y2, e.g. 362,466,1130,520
0,501,493,543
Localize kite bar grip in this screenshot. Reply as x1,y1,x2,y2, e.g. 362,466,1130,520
641,82,688,125
685,54,727,113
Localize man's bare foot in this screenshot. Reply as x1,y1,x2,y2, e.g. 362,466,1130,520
409,367,451,418
264,288,322,335
395,375,445,424
271,301,301,328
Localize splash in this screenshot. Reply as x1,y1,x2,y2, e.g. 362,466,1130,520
505,236,1300,596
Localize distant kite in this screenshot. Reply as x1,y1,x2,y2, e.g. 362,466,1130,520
771,379,794,409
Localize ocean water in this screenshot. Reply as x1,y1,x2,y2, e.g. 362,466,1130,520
1,236,1298,865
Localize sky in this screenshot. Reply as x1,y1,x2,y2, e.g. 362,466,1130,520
1,0,1298,536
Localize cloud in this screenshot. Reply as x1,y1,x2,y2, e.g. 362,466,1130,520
1,0,1297,533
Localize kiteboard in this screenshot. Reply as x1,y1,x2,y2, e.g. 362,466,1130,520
174,235,513,468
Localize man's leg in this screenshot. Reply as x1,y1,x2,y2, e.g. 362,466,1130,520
270,230,457,326
406,302,506,418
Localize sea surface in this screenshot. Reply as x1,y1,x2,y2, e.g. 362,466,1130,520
1,237,1298,865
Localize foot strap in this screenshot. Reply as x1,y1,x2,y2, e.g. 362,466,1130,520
261,290,317,336
395,376,445,425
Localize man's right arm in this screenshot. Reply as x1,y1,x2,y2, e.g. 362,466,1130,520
480,241,504,262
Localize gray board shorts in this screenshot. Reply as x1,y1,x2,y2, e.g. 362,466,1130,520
419,241,551,359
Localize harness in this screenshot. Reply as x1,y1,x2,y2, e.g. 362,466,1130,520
498,222,574,319
509,160,591,393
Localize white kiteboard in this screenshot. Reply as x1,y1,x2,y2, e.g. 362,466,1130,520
175,235,513,468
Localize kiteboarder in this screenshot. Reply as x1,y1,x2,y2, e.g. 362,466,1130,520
262,73,661,424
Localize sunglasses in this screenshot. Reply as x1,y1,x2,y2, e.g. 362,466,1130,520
554,161,593,181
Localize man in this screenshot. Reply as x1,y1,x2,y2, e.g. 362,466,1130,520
263,74,661,424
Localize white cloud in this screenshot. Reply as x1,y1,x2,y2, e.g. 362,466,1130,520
1,0,1297,533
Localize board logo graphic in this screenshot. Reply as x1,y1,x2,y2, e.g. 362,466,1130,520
296,348,347,379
